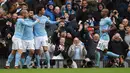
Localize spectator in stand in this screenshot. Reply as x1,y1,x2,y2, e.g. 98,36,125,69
62,1,75,16
68,37,87,60
25,0,34,11
53,37,69,59
8,0,17,5
78,22,90,49
54,6,62,20
9,2,28,14
72,0,82,12
51,18,68,44
109,10,121,39
61,0,73,12
87,33,100,61
121,18,129,27
66,14,79,37
124,25,130,59
46,6,61,37
118,24,126,40
45,0,55,21
108,33,128,60
118,0,130,18
0,0,8,11
110,10,122,29
93,3,104,24
76,0,90,24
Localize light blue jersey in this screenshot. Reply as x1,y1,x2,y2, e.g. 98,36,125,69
13,18,38,39
33,15,58,37
99,17,112,41
22,18,36,40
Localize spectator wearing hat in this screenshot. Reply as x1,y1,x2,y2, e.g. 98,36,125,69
45,0,55,21
61,0,73,12
62,1,75,16
93,3,104,25
119,0,130,18
121,18,129,27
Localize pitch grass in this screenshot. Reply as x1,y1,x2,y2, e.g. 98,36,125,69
0,68,130,73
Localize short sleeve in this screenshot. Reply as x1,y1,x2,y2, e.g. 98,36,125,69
107,18,112,26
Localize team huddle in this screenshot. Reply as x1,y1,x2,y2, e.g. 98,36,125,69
4,6,60,69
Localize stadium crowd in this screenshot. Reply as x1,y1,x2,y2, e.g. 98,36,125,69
0,0,130,69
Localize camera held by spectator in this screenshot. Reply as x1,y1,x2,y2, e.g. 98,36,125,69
63,59,77,68
81,58,95,68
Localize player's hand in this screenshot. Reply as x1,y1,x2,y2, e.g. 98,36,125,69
36,19,40,23
18,15,23,18
57,19,61,23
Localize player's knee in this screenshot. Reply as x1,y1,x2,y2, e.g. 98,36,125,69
30,50,34,56
11,50,16,55
43,46,48,52
17,49,23,54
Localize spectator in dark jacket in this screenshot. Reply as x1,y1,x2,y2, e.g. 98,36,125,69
86,33,99,60
68,37,87,60
124,25,130,59
118,0,129,18
118,24,125,40
54,6,62,20
1,13,17,52
108,33,129,58
0,8,6,35
61,1,75,16
45,0,55,21
93,3,104,24
33,0,49,11
54,37,69,59
76,0,90,24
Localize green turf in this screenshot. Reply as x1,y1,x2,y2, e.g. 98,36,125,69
0,68,130,73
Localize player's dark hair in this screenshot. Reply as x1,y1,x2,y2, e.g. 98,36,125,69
36,6,45,14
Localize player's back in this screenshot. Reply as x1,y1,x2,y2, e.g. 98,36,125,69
22,18,34,40
13,18,25,39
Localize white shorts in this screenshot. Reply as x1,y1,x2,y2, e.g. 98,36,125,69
97,39,109,51
22,40,35,52
34,36,48,49
12,36,23,50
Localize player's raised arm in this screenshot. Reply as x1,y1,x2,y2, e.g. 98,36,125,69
46,16,60,24
19,10,39,26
